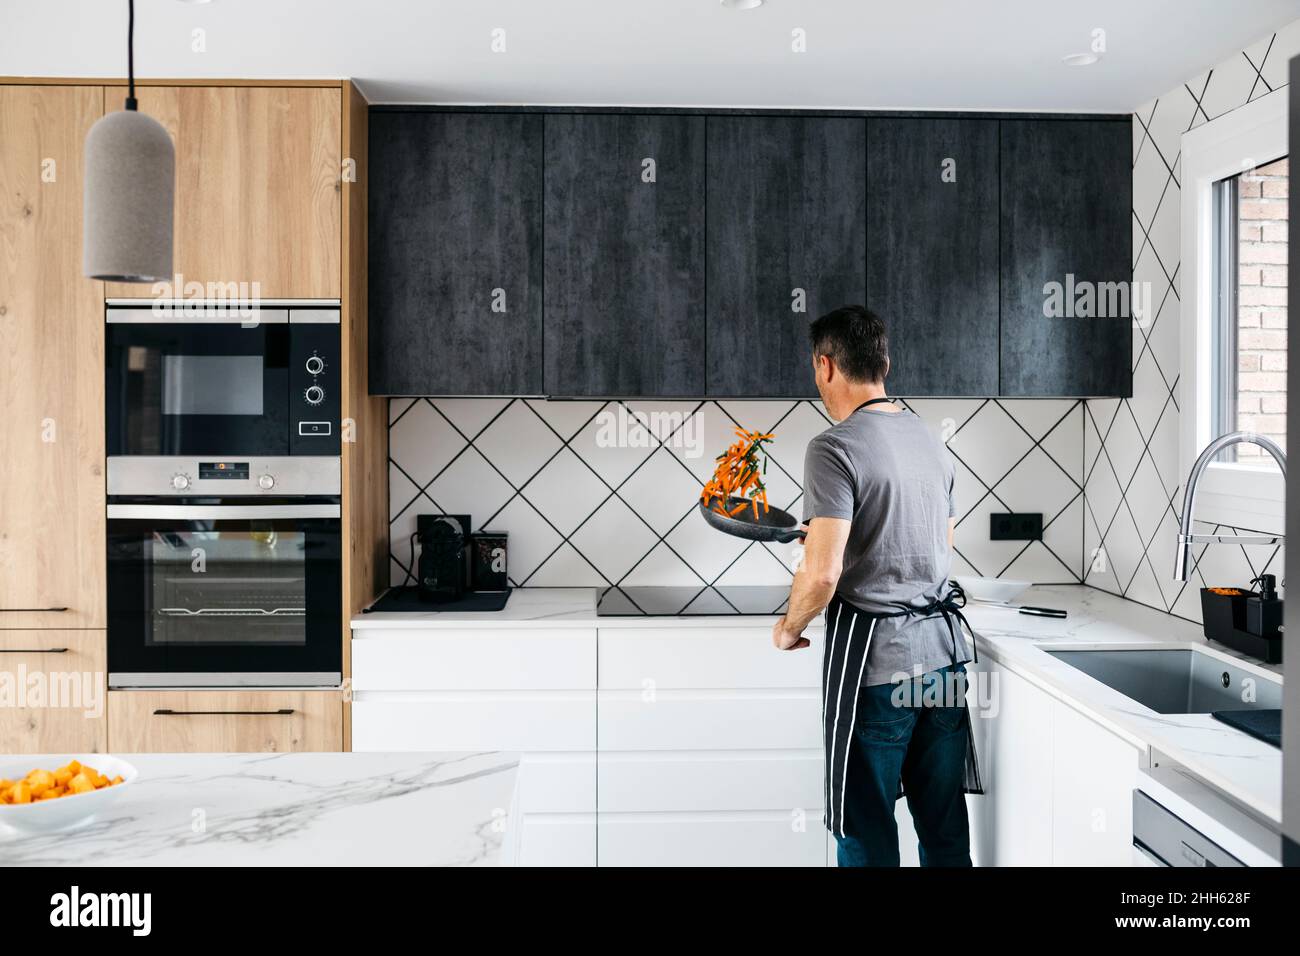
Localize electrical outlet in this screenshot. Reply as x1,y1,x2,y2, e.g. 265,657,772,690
990,512,1043,541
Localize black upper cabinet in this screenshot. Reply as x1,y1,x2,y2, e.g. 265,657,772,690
1000,119,1133,396
543,114,707,397
368,112,543,395
366,109,1134,400
706,117,867,398
867,118,999,396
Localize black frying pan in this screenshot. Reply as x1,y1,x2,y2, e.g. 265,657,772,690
699,496,806,544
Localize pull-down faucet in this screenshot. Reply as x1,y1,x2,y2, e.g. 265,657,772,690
1174,431,1286,582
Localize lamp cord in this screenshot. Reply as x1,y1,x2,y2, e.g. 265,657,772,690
125,0,137,110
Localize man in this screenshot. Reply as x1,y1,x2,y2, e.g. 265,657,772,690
772,305,975,868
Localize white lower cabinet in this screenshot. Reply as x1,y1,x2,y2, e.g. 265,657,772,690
351,623,1143,866
1051,701,1140,865
601,814,826,867
596,628,826,867
966,657,1143,866
967,659,1055,866
351,628,598,867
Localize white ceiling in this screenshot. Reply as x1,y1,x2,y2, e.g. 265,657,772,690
3,0,1300,111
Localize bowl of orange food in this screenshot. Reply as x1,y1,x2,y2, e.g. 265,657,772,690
0,756,137,834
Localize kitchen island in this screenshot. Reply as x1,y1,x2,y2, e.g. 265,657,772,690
0,752,519,866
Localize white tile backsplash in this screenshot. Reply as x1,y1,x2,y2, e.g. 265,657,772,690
387,397,1086,589
1086,23,1296,623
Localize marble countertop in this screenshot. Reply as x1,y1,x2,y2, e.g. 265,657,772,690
352,587,825,630
960,585,1282,828
0,752,519,866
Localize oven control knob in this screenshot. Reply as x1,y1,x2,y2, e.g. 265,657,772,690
258,474,275,491
305,355,325,376
171,473,190,491
304,385,325,405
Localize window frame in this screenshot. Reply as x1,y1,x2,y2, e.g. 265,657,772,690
1180,87,1287,535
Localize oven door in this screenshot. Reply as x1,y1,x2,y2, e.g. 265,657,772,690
106,309,291,457
106,500,341,686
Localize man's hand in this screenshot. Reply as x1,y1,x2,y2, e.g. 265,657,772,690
777,517,850,647
772,616,810,650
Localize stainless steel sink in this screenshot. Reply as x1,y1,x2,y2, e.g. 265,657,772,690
1043,647,1282,714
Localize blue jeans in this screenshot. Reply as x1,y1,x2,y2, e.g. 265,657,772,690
834,664,972,867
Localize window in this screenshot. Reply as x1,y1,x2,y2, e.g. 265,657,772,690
1211,158,1289,463
1181,88,1286,534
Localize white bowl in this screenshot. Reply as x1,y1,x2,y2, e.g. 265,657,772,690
0,754,138,834
953,575,1030,605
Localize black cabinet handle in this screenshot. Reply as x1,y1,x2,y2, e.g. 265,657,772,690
0,647,69,654
152,708,295,717
0,607,69,613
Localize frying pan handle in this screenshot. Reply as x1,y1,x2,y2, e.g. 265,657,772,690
776,528,807,544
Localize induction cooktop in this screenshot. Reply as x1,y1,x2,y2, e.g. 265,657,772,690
596,585,791,617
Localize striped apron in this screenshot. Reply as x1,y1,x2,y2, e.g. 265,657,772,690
821,583,984,839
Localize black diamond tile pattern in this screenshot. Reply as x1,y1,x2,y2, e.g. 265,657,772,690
388,397,1087,590
1086,27,1295,624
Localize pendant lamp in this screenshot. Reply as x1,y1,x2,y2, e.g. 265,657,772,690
84,0,175,282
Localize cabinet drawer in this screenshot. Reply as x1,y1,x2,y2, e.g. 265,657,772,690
598,692,821,750
107,690,342,753
599,628,822,689
0,630,107,754
351,696,595,751
599,752,823,812
352,629,596,691
599,814,826,867
518,754,596,813
517,815,597,867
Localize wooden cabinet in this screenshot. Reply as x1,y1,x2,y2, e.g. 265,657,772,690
0,630,107,754
868,118,1000,396
999,119,1133,396
104,86,341,300
0,85,106,629
543,114,706,397
368,111,543,395
108,690,343,752
706,116,866,398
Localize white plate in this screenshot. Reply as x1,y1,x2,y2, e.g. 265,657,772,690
0,754,138,834
953,575,1030,605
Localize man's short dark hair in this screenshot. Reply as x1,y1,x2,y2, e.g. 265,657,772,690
808,305,890,384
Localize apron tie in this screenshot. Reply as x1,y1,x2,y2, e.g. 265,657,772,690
885,581,978,668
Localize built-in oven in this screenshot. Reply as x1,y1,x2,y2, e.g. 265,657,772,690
105,302,341,459
106,458,342,688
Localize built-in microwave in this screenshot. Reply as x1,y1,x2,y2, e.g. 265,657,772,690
105,302,341,460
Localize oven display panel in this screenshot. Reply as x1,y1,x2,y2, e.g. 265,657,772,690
198,462,250,480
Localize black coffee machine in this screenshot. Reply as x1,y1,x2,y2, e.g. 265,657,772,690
416,514,471,602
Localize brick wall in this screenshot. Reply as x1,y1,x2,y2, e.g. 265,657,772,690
1237,156,1288,458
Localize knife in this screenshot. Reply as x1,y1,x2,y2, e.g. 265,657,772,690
1016,605,1067,618
969,598,1067,618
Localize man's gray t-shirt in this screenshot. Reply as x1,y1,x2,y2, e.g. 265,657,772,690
802,405,969,686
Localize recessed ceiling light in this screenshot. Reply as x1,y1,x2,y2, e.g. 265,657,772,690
720,0,764,9
1063,53,1099,67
